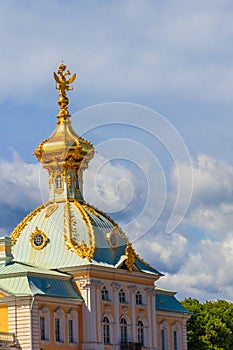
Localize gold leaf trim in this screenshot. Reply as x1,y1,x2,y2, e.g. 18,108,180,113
63,200,95,261
45,202,58,218
29,226,49,250
64,237,95,262
74,200,95,247
125,243,136,272
10,203,48,245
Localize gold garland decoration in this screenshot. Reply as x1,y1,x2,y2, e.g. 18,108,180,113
63,200,95,261
10,203,48,245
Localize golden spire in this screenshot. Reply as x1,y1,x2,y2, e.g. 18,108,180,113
53,62,76,117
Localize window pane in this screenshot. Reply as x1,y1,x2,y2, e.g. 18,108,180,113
102,287,109,300
173,330,177,350
55,318,60,342
68,319,74,343
56,175,62,189
119,289,126,303
137,320,144,345
120,318,127,343
136,291,142,305
161,329,165,350
40,316,45,340
103,317,110,344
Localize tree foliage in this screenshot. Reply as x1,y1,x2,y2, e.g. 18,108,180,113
181,298,233,350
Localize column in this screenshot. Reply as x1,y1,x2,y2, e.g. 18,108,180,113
111,282,120,349
79,279,103,350
129,285,136,342
95,281,103,344
145,288,153,348
182,318,188,350
151,289,158,350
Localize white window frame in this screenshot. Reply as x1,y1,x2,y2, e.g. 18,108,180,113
101,286,109,301
54,308,65,344
103,316,110,344
56,175,62,189
67,309,78,345
120,315,131,344
160,320,169,350
119,288,126,303
136,290,142,305
39,306,50,343
172,321,181,350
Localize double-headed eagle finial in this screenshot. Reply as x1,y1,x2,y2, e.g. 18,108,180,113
54,62,76,117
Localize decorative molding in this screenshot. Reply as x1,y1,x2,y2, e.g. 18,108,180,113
45,202,58,218
29,227,49,250
10,203,47,245
125,243,136,272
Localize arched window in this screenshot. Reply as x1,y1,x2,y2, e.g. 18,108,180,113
136,291,142,305
103,316,110,344
160,320,169,350
137,320,144,345
120,317,128,343
68,309,78,344
39,306,50,342
54,308,65,343
56,175,62,189
101,286,109,301
119,289,126,303
172,321,181,350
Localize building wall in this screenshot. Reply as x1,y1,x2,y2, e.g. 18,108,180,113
75,272,158,350
0,303,8,332
156,313,189,350
37,301,82,350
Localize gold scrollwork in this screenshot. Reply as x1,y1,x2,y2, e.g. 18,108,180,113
10,203,47,245
45,203,58,218
107,226,119,249
64,237,95,262
125,243,136,272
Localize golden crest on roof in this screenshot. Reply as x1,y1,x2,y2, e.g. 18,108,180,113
53,62,76,116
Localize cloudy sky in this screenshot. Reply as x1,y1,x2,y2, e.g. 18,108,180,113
1,0,233,301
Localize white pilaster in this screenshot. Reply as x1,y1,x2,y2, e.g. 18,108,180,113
129,285,136,342
111,282,120,348
79,279,103,350
152,290,158,350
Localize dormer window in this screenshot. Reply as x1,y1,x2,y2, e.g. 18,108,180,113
136,291,142,305
56,175,62,189
102,286,109,301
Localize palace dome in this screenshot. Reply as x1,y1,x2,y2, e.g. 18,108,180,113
10,63,161,276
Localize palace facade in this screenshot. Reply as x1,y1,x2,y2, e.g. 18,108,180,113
0,63,190,350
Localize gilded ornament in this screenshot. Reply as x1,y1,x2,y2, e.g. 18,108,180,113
45,203,58,218
64,237,95,262
67,174,72,190
107,226,119,249
10,203,47,245
53,62,76,116
125,243,136,272
29,227,49,250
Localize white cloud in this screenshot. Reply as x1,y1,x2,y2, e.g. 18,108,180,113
0,1,233,103
0,152,47,210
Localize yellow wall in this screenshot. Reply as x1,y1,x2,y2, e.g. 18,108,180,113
0,304,8,332
157,314,184,350
38,303,82,350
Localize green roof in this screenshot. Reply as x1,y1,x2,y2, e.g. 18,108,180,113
0,261,68,277
156,293,190,314
0,275,82,300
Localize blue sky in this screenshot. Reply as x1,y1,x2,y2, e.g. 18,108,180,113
1,0,233,301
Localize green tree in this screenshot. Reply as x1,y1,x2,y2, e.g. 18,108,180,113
181,298,233,350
